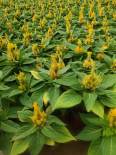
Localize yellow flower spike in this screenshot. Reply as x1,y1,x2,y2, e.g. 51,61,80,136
111,59,116,71
112,0,116,6
23,32,32,40
0,37,7,48
74,46,83,54
65,12,72,34
33,102,40,113
85,34,94,45
79,8,84,24
7,42,20,62
86,22,94,35
0,38,2,48
83,0,87,6
92,16,97,26
78,39,82,46
98,6,104,17
67,33,75,43
7,42,16,51
47,11,53,18
74,39,83,54
49,55,58,79
31,102,47,126
32,44,39,56
108,109,116,127
89,1,94,10
112,12,116,20
0,0,3,5
3,8,8,17
49,52,65,79
23,32,32,46
32,14,37,22
6,21,13,32
22,23,29,33
82,72,102,90
77,0,80,4
101,44,108,51
14,9,21,18
83,52,95,69
90,11,95,19
87,51,92,58
65,20,71,34
58,59,65,69
96,52,104,61
17,72,26,82
51,55,58,68
56,46,63,56
49,69,57,80
39,18,47,29
16,72,26,91
105,35,111,43
45,27,53,40
102,16,109,27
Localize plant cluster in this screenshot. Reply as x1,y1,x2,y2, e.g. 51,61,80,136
0,0,116,155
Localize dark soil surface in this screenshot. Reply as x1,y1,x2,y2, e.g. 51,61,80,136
40,141,89,155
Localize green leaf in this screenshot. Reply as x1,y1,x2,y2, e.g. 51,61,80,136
41,125,75,143
54,74,81,90
88,139,102,155
7,106,22,118
89,136,116,155
101,74,116,89
47,115,65,126
31,87,47,107
45,138,55,146
17,110,32,122
91,102,104,118
0,83,10,90
4,75,16,82
30,132,45,155
48,86,60,105
10,138,31,155
0,71,3,80
80,113,107,127
23,58,35,65
20,93,33,108
54,75,78,87
58,65,70,75
12,125,37,141
30,70,42,80
0,133,12,155
2,66,14,79
101,136,116,155
78,126,102,141
65,42,76,50
8,89,22,97
0,120,19,133
83,92,97,112
52,89,82,110
101,93,116,108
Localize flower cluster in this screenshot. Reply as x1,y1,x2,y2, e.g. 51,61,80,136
82,72,102,90
7,42,20,62
108,108,116,127
31,102,47,126
16,72,26,91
